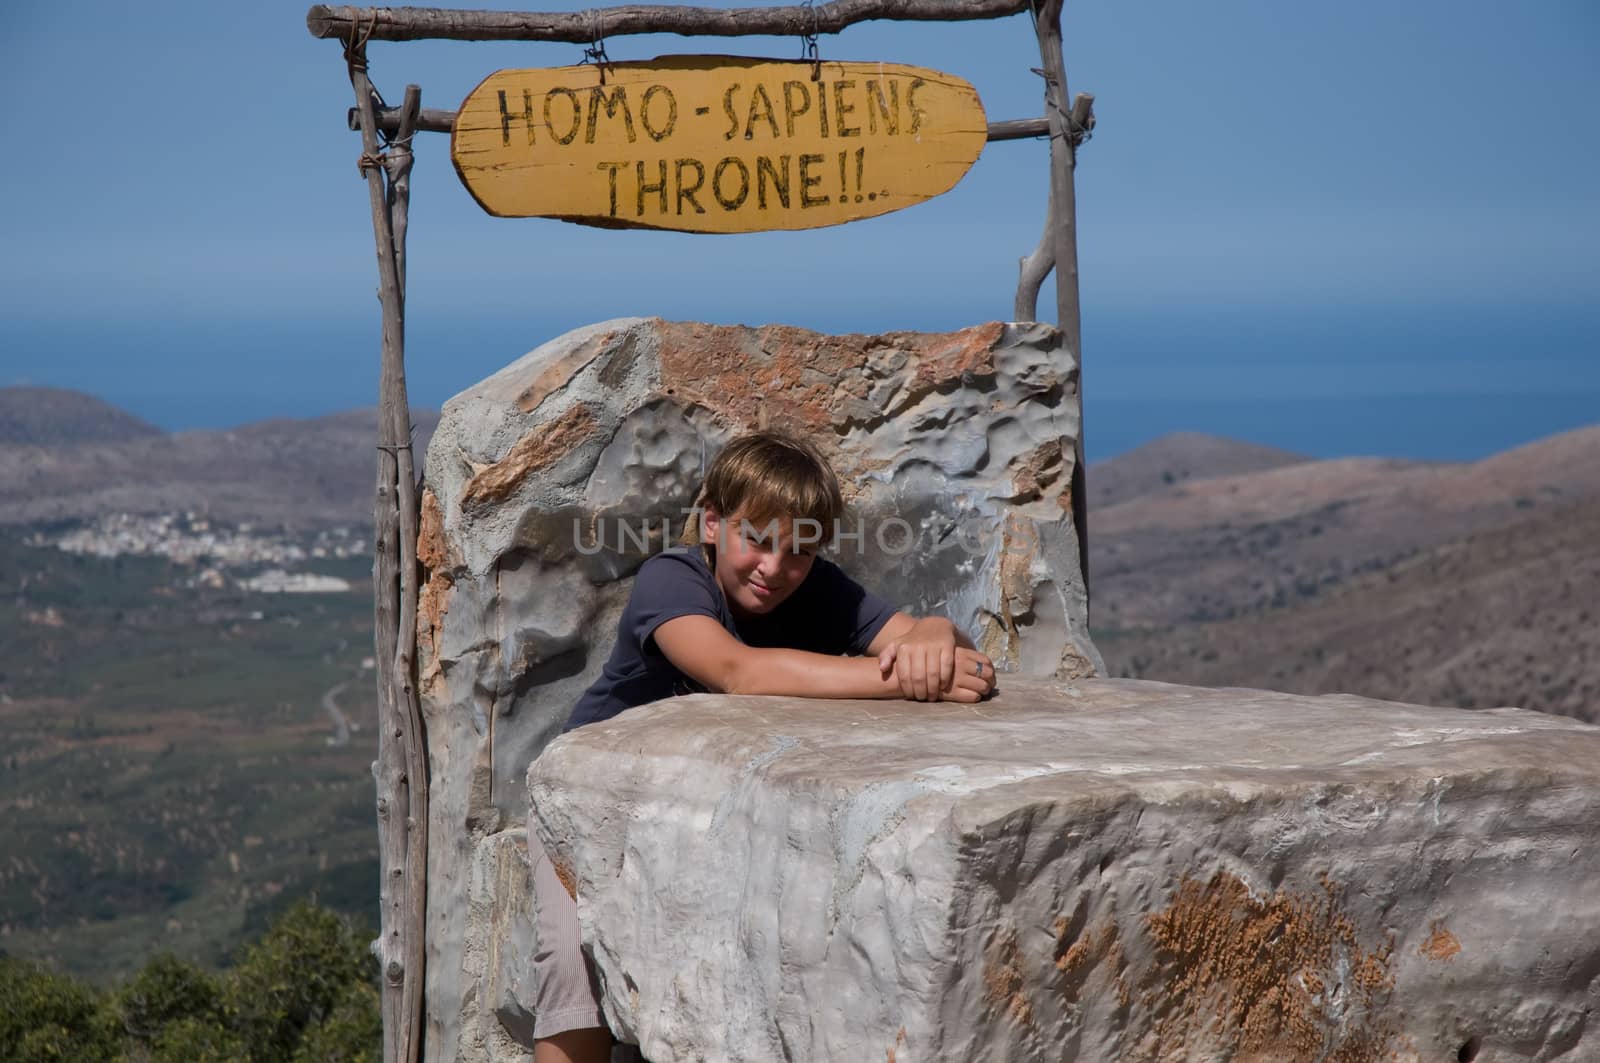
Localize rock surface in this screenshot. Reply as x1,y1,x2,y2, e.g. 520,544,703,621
417,318,1094,1058
529,678,1600,1062
452,830,538,1061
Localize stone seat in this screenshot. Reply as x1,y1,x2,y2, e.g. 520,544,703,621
528,677,1600,1062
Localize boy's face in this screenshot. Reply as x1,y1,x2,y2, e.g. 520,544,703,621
702,507,819,618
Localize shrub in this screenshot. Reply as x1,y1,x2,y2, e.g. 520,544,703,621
292,980,383,1063
2,902,379,1062
0,957,119,1062
224,900,379,1062
151,1015,250,1062
114,951,223,1045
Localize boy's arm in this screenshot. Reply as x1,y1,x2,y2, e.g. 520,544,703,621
867,613,976,655
652,615,992,702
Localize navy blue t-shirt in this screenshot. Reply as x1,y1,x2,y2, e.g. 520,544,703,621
564,547,897,731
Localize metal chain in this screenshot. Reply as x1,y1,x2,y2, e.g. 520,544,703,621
799,0,821,81
580,8,613,84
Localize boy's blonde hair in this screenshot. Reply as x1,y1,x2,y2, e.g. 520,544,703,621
687,431,844,553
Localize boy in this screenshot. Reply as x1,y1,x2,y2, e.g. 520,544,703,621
532,431,996,1063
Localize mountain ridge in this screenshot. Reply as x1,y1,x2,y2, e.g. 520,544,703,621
0,388,439,528
1088,423,1600,723
0,386,164,446
1088,430,1310,509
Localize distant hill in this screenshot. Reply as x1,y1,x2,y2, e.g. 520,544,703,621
1089,425,1600,628
1100,493,1600,722
0,389,439,527
0,387,162,446
1089,432,1308,509
1091,424,1600,723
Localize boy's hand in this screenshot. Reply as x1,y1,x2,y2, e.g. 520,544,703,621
942,648,999,702
877,619,996,702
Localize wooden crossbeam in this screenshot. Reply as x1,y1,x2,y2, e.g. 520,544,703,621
347,103,1052,141
307,0,1030,43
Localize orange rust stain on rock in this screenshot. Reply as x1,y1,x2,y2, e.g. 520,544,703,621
999,515,1041,589
1054,917,1128,1007
971,515,1045,666
1011,438,1066,503
416,488,447,571
461,405,597,508
885,1025,907,1063
661,322,845,438
1419,921,1461,961
415,489,454,696
1144,872,1399,1062
551,859,578,902
982,929,1035,1027
997,515,1043,636
515,329,617,413
910,320,1005,388
654,320,1006,442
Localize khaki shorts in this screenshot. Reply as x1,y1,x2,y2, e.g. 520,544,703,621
528,831,608,1040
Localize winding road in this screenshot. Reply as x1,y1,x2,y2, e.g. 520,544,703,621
321,679,352,747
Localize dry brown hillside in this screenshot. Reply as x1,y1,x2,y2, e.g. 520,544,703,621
1089,431,1308,509
1091,425,1600,723
0,387,162,446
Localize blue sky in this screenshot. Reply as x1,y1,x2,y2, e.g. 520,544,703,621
1,0,1595,459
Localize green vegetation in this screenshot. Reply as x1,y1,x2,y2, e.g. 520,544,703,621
0,530,382,981
0,901,379,1061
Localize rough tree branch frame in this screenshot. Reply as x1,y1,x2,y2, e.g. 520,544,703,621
308,0,1032,42
312,3,1093,1060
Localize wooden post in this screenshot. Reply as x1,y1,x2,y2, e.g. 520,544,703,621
1014,181,1056,322
392,84,429,1063
1032,0,1092,606
349,57,428,1063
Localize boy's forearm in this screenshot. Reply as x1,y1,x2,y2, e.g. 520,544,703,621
728,648,901,700
908,615,976,650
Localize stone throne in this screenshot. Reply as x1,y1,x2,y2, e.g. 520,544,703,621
420,317,1600,1062
415,316,1098,1059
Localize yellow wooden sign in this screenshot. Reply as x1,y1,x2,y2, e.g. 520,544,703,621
451,56,988,233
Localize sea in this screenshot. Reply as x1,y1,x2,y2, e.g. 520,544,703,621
4,301,1594,465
